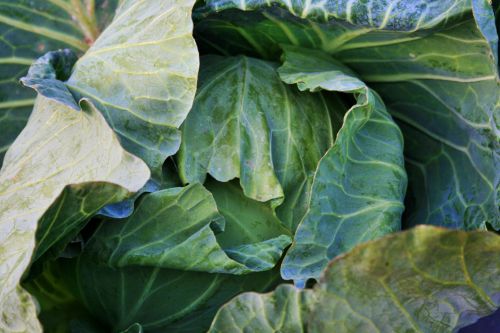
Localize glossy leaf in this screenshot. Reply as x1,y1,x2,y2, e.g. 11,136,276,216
0,81,149,331
195,0,500,230
178,55,344,230
210,226,500,333
87,182,291,274
67,0,200,175
0,0,119,164
280,46,406,285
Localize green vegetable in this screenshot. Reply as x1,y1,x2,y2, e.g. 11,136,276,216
0,0,498,332
179,55,341,230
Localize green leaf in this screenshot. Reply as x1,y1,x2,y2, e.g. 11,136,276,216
17,49,145,267
336,3,499,229
20,49,79,110
200,0,472,30
67,0,200,175
195,0,500,230
207,179,292,269
279,46,406,286
205,179,291,248
120,324,143,333
33,182,132,264
473,0,499,66
494,0,500,51
178,55,344,230
87,182,291,274
210,226,500,333
23,262,105,333
194,1,474,60
48,256,281,332
0,0,120,165
209,285,315,333
0,80,149,330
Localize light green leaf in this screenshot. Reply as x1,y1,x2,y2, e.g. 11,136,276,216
209,285,315,333
210,226,500,333
195,0,500,230
17,50,145,267
178,55,344,230
279,46,406,285
0,87,149,331
87,182,291,274
311,226,500,333
67,0,200,175
0,0,120,165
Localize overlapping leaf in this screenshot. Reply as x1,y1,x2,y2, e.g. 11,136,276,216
205,179,290,248
336,2,499,229
87,182,291,274
200,0,471,30
0,0,119,164
67,0,200,175
279,46,406,285
17,50,147,266
33,182,132,264
26,228,284,332
195,0,499,230
2,0,498,331
0,52,149,331
47,257,281,332
30,179,290,331
210,226,500,333
178,55,344,230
